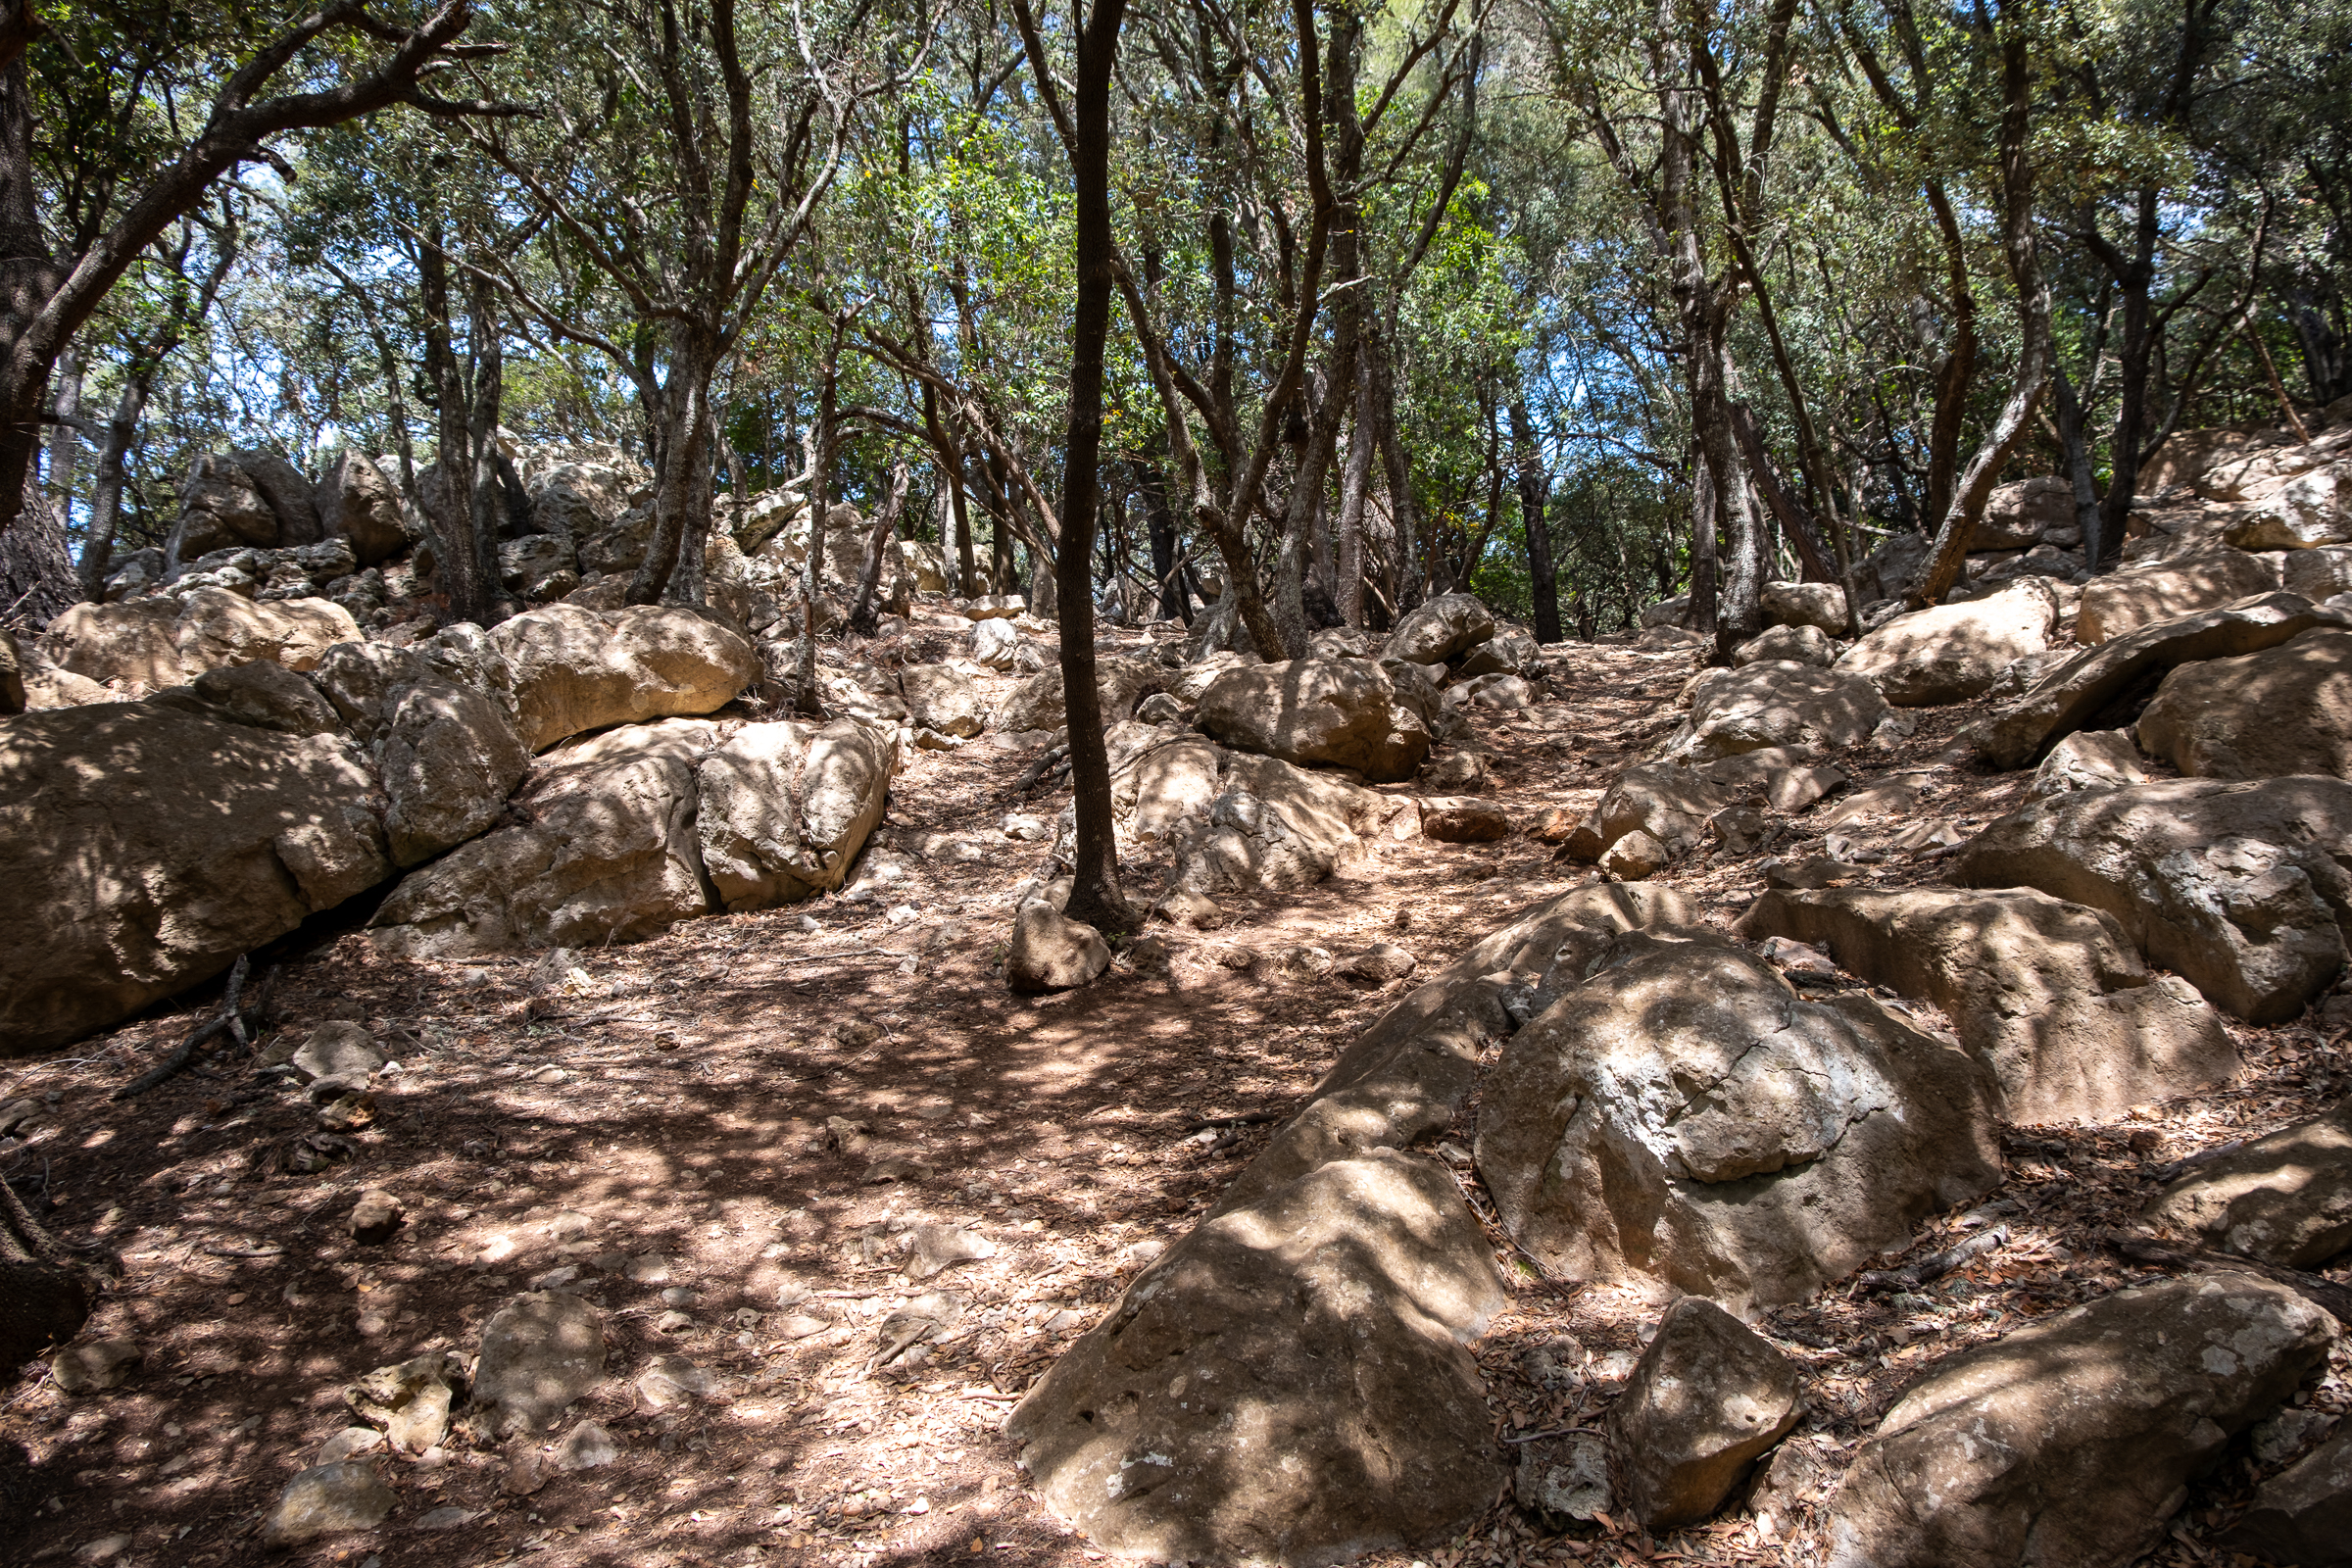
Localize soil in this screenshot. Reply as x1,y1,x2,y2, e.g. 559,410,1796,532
2,612,2346,1568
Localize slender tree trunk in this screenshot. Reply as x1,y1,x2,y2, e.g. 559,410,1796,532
466,279,510,621
1140,466,1185,621
849,457,910,634
796,347,837,717
1335,369,1375,628
46,346,78,513
2050,358,2105,568
1509,398,1559,642
1031,0,1136,937
77,372,151,596
418,226,497,627
629,323,717,607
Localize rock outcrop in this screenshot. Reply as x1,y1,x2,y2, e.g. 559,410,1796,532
1954,775,2352,1022
1384,592,1496,666
1825,1274,2333,1568
2075,549,2285,644
1476,931,2002,1312
1737,887,2236,1123
489,605,758,752
2135,626,2352,780
1662,662,1890,762
1195,657,1433,782
1964,592,2350,769
1005,1152,1505,1567
1,703,391,1052
1835,579,2059,707
2143,1101,2352,1267
47,588,362,692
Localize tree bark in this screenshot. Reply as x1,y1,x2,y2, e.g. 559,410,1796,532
849,457,910,634
1509,398,1559,642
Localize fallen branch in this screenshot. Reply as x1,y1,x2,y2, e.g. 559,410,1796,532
114,957,270,1101
1182,1109,1285,1134
2148,1139,2244,1185
1857,1225,2010,1296
1012,744,1071,793
2109,1233,2352,1327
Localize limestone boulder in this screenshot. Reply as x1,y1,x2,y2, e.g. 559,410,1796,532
373,679,532,867
995,656,1155,733
316,450,415,565
1593,765,1736,860
490,604,757,752
368,720,715,956
2144,1100,2352,1267
0,703,391,1052
1662,662,1890,762
1606,1297,1803,1533
1760,581,1850,634
2284,543,2352,603
1005,906,1111,993
47,588,361,692
1475,932,2002,1313
1836,578,2059,707
2075,549,2285,644
2136,627,2352,780
1419,797,1512,842
1737,887,2237,1123
1972,475,2074,550
970,616,1018,669
1196,657,1432,782
1166,752,1395,896
1734,623,1837,667
499,533,581,601
2027,729,2149,802
262,1461,397,1544
1963,591,2349,768
697,718,894,910
1006,1152,1505,1566
2222,1425,2352,1568
2228,464,2352,550
182,661,341,736
900,662,984,738
1824,1273,2334,1568
1953,775,2352,1022
1384,591,1495,665
170,452,282,561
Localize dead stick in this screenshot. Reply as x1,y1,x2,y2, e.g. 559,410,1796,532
114,956,261,1101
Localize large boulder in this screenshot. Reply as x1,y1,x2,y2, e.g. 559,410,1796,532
1737,887,2237,1124
1661,662,1890,762
2284,543,2352,603
169,452,282,561
1734,623,1837,667
373,680,532,867
232,449,324,547
1824,1273,2334,1568
176,660,341,736
1165,751,1395,896
1591,764,1736,860
2027,728,2149,802
2143,1100,2352,1267
498,533,581,602
1195,657,1432,782
1963,591,2349,769
1835,578,2059,707
1972,475,2075,550
2227,463,2352,550
368,720,716,956
2223,1425,2352,1568
1953,776,2352,1023
47,588,361,692
489,604,758,752
1384,591,1495,665
994,656,1155,734
900,662,984,738
0,703,392,1052
2074,549,2285,644
316,451,414,566
696,717,893,910
1005,1152,1506,1566
1475,931,2002,1312
1607,1297,1803,1533
1760,581,1849,635
2135,627,2352,780
1110,731,1224,846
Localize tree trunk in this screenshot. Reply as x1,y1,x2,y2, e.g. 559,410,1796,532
418,227,499,627
1035,0,1136,937
1509,398,1559,643
629,322,717,608
466,278,511,621
0,1175,101,1375
1335,368,1376,628
2050,358,2106,569
0,471,74,627
77,372,152,596
795,351,836,717
45,347,79,514
849,457,910,635
1141,466,1185,621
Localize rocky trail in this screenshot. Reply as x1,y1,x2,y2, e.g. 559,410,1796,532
4,430,2352,1568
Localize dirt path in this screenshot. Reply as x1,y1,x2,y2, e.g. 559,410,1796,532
3,625,2345,1568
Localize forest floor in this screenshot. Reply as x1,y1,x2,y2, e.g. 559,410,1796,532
2,619,2347,1568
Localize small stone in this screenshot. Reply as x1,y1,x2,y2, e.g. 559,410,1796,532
660,1286,702,1307
73,1534,129,1564
655,1309,695,1334
623,1253,673,1284
263,1460,397,1544
344,1351,466,1454
318,1427,387,1464
553,1419,619,1472
1004,905,1110,993
636,1353,715,1409
49,1337,141,1394
1419,796,1512,843
350,1189,404,1246
1276,944,1334,978
903,1223,997,1281
1338,944,1418,983
1600,828,1668,880
1606,1296,1804,1532
290,1021,386,1085
470,1292,608,1438
774,1314,830,1340
1153,889,1224,929
1515,1431,1612,1523
414,1506,479,1531
501,1446,548,1496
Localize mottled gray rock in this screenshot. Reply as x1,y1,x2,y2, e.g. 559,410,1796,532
470,1292,607,1438
263,1461,396,1544
1196,657,1432,782
2136,627,2352,781
2223,1424,2352,1568
1608,1297,1803,1533
2144,1099,2352,1267
1005,906,1109,994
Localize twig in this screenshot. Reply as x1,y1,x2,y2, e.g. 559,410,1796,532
775,947,901,965
1856,1225,2010,1296
113,956,268,1101
1181,1109,1285,1134
1011,744,1070,793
